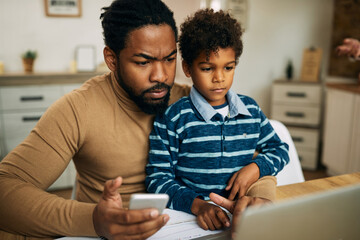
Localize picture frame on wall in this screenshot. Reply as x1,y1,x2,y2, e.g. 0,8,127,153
45,0,82,17
75,46,96,72
227,0,248,30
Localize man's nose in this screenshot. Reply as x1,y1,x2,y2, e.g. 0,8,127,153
150,61,168,83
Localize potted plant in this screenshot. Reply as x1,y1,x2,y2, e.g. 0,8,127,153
22,50,37,73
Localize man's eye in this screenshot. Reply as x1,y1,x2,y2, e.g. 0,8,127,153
136,61,149,66
166,57,176,62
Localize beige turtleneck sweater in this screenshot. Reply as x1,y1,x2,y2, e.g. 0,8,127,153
0,72,276,239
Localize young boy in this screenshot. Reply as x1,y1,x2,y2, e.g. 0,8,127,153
146,9,289,231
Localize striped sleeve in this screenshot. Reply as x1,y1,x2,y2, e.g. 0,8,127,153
252,105,289,177
145,108,199,214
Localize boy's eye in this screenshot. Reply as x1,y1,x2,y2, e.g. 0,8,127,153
201,67,212,72
225,66,234,71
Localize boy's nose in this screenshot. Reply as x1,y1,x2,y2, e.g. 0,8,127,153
213,70,225,82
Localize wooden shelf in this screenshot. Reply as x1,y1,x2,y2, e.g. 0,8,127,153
0,71,109,86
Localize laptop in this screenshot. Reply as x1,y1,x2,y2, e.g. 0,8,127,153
195,183,360,240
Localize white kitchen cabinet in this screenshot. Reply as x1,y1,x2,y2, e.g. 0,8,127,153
0,73,96,190
2,110,45,151
322,86,360,176
0,85,62,111
0,84,77,190
271,80,323,170
288,127,319,170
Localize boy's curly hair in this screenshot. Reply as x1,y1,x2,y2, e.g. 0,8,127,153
179,9,243,66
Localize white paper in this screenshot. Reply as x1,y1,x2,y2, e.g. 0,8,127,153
58,208,227,240
148,208,224,240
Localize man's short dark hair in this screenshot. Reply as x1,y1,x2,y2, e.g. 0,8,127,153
100,0,178,55
179,9,243,66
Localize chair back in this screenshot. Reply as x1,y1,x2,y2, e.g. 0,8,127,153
269,119,305,186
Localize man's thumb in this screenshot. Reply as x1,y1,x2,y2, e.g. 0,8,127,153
209,192,235,213
103,176,123,200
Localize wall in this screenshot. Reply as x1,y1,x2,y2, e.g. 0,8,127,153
0,0,113,73
0,0,342,115
235,0,335,114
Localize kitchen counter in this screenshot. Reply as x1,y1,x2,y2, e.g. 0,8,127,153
326,82,360,94
0,72,108,86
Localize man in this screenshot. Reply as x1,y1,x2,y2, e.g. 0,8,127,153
0,0,276,239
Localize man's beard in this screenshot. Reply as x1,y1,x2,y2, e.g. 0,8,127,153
117,75,172,115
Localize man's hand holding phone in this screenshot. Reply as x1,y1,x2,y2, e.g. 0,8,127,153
92,177,169,240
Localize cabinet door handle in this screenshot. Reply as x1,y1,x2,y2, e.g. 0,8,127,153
22,116,41,122
287,92,306,98
20,96,44,101
285,112,305,118
292,136,304,142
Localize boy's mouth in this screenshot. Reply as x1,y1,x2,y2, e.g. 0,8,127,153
212,88,226,93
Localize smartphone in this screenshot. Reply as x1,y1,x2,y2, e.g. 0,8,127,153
129,193,169,214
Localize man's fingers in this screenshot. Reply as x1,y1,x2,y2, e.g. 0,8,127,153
111,214,169,239
124,214,169,235
209,193,235,213
110,208,162,224
103,176,123,200
232,196,250,217
231,196,251,235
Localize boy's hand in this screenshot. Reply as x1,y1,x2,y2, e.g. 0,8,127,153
225,163,260,200
191,198,230,231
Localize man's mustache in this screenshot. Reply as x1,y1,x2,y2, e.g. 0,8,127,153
142,83,171,94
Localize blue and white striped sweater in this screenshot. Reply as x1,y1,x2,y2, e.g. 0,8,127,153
146,91,289,214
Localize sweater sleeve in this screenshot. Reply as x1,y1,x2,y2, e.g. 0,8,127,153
145,113,199,214
0,94,97,238
253,107,290,178
246,176,277,201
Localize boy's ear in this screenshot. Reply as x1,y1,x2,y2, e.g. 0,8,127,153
103,46,117,72
182,60,192,78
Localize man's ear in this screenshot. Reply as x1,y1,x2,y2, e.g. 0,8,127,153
182,60,192,78
103,46,117,72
